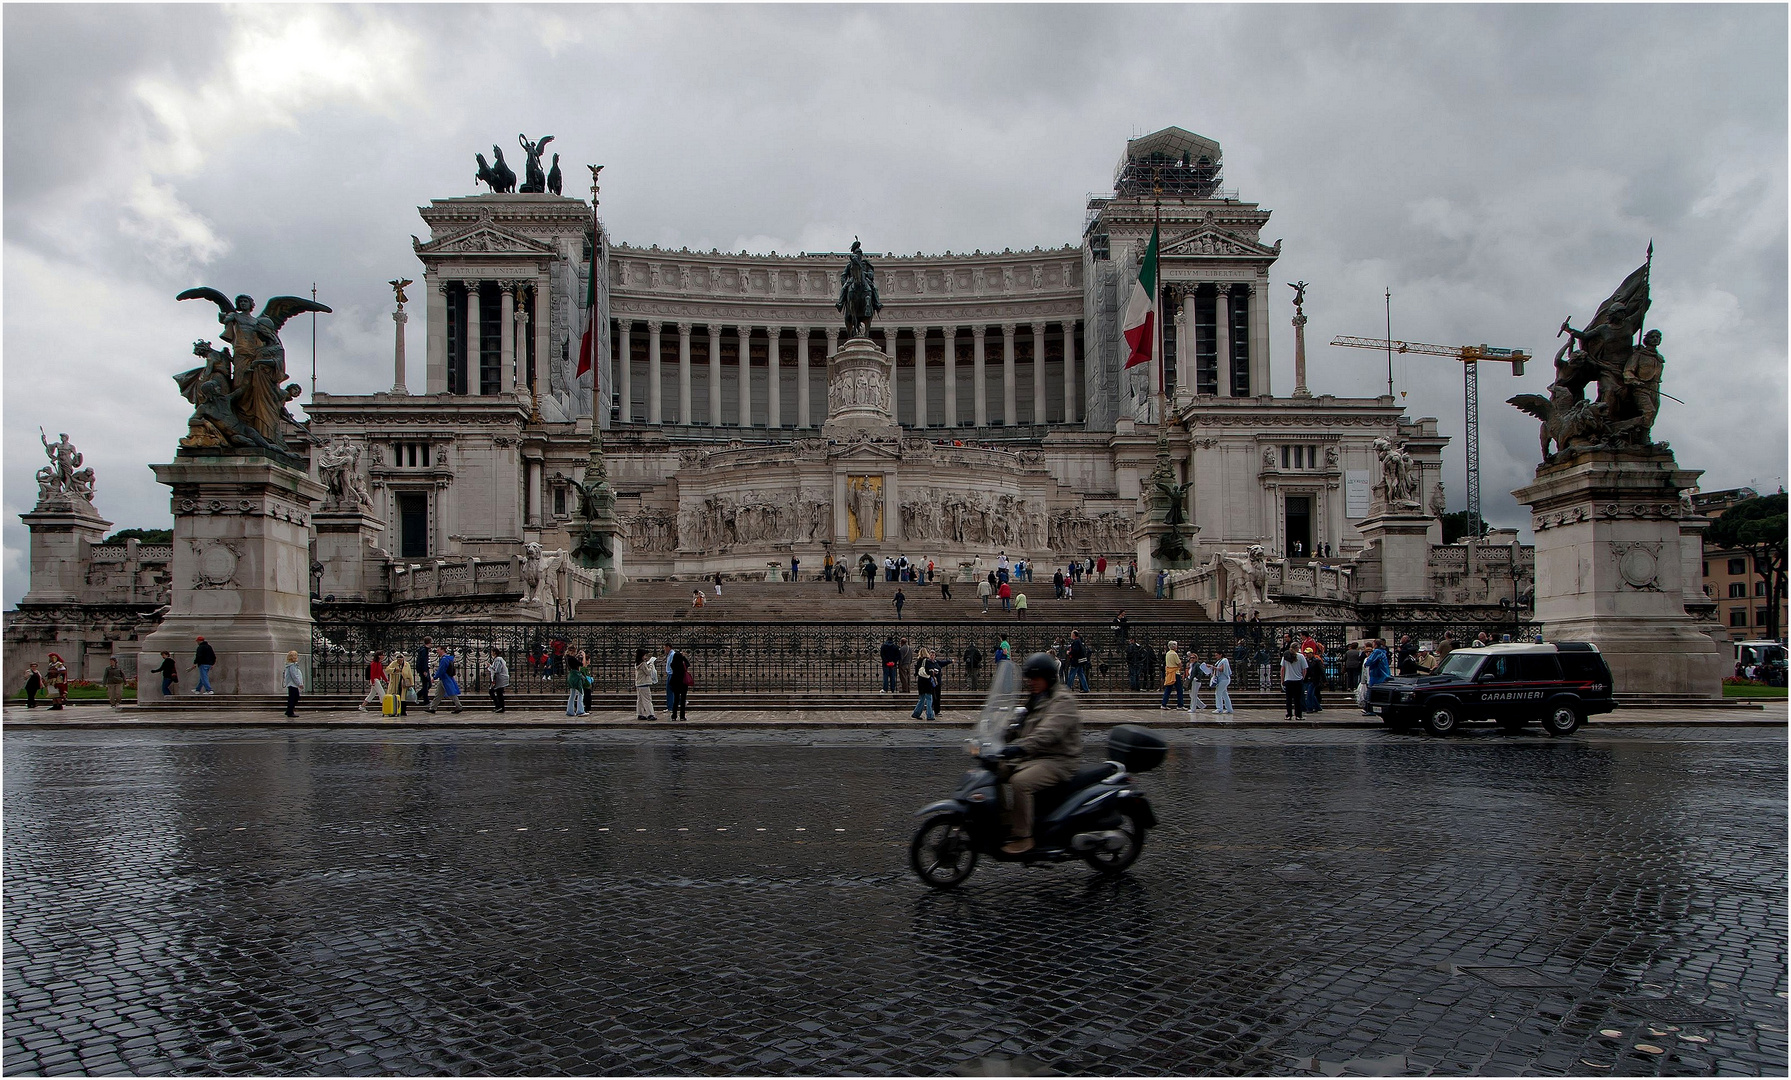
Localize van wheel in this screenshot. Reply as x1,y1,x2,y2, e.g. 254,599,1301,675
1422,703,1461,736
1541,704,1582,737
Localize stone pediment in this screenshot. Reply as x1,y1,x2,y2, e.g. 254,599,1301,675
1161,228,1279,259
413,215,555,257
829,436,902,463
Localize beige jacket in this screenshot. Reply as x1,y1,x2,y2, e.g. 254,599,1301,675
1012,684,1083,762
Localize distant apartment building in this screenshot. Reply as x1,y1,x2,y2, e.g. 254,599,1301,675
1696,487,1787,637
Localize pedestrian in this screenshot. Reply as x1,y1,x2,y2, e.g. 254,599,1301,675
1159,641,1184,710
565,649,589,716
994,639,1011,666
790,555,799,581
1128,559,1138,588
836,569,847,595
634,647,658,721
1066,630,1091,692
998,579,1012,612
45,654,69,710
193,635,217,695
898,638,915,695
429,645,462,714
389,655,414,715
1097,555,1108,579
911,648,938,721
1361,638,1392,715
1233,610,1247,640
415,637,434,710
1155,569,1168,599
1112,610,1130,647
358,651,387,712
1187,655,1207,712
1300,632,1325,713
103,657,126,710
669,645,691,720
1249,612,1263,644
1126,639,1147,691
1255,641,1275,690
151,651,178,698
1210,650,1234,715
22,663,42,708
692,589,706,608
824,552,835,583
863,557,877,590
1054,568,1065,600
488,648,509,713
1436,631,1458,659
1061,577,1072,600
978,575,992,613
880,635,901,693
893,588,906,620
714,571,723,598
1343,641,1364,692
1014,591,1028,618
663,645,679,714
1281,647,1307,720
939,575,952,601
1397,634,1419,677
282,650,305,717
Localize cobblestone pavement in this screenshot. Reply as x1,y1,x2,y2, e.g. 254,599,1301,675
5,725,1785,1076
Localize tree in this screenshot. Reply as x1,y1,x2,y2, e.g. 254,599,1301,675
1708,493,1788,641
102,528,172,545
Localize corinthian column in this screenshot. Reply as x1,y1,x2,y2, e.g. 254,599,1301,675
498,282,515,394
766,325,782,428
1062,322,1077,424
392,303,410,394
617,319,633,422
737,325,752,427
1031,320,1048,424
677,322,693,425
707,324,722,425
797,329,811,428
466,284,483,395
1215,288,1232,399
424,277,445,394
943,326,959,427
886,328,899,424
1178,288,1195,401
972,326,988,428
912,327,928,429
647,320,663,423
511,304,528,398
1001,322,1017,426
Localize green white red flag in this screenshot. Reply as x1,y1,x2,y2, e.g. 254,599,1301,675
576,235,598,381
1122,225,1159,370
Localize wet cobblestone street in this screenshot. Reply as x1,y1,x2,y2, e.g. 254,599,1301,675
5,725,1786,1076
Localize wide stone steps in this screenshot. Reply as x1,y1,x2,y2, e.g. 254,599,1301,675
576,580,1206,623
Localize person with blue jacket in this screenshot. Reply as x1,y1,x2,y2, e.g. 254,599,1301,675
1361,638,1392,715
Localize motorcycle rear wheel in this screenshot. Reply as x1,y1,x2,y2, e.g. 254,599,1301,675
910,814,978,889
1082,806,1146,875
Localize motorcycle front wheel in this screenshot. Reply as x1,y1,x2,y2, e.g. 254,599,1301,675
910,814,978,889
1082,806,1147,875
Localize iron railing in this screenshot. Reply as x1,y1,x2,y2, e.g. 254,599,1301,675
309,618,1534,696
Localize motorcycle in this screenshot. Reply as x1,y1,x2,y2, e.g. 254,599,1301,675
908,660,1165,889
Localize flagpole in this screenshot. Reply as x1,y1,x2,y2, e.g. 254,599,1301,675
1153,186,1166,431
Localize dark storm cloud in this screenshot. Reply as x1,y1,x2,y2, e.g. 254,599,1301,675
6,4,1784,606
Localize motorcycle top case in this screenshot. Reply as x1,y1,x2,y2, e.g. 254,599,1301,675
1106,725,1167,772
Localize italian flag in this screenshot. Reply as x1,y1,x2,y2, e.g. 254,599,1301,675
1122,225,1159,370
576,235,599,381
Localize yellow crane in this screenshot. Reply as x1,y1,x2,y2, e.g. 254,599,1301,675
1330,336,1530,536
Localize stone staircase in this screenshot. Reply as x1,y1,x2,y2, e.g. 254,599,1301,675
574,579,1209,623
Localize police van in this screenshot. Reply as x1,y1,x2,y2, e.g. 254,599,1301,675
1366,642,1615,736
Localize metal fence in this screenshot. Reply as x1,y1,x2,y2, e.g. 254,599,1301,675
310,618,1535,696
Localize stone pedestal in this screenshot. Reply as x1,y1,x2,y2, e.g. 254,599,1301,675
313,507,385,603
1353,510,1435,603
821,337,899,439
19,496,112,604
137,453,325,701
1133,521,1196,573
1512,448,1726,697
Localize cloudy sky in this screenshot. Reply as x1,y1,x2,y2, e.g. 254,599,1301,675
5,4,1786,606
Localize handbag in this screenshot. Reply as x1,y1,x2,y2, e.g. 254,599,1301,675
683,669,695,689
1355,680,1370,707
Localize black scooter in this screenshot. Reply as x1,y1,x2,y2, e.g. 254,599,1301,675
909,662,1164,889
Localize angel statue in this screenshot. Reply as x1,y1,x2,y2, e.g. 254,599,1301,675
175,288,331,457
518,133,555,193
389,278,413,307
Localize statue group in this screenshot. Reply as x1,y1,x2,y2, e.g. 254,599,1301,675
836,238,882,338
1509,252,1668,461
1371,436,1421,512
477,134,562,195
174,289,330,463
35,429,94,503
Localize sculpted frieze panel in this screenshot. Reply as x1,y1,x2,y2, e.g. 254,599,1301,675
897,488,1046,549
1048,507,1135,553
676,487,828,550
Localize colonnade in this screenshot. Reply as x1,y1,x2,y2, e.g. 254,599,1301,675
1169,282,1266,400
428,277,549,403
610,320,1081,429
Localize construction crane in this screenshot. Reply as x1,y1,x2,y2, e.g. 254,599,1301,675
1330,336,1530,538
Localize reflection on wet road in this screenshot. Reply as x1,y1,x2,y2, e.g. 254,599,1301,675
5,726,1786,1075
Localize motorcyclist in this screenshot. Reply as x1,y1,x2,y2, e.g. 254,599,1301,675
996,652,1084,854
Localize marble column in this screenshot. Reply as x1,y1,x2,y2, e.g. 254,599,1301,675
797,329,811,428
424,276,445,394
617,319,633,422
766,325,782,428
1178,288,1195,401
943,326,959,427
677,322,693,425
498,282,515,394
392,305,409,395
510,305,527,397
1215,288,1232,398
1062,322,1077,424
647,321,663,423
736,325,752,427
525,460,540,527
1031,321,1048,424
913,327,927,429
883,329,898,424
533,274,550,406
1001,322,1017,426
972,326,988,427
1249,276,1270,396
707,325,722,425
466,283,483,395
